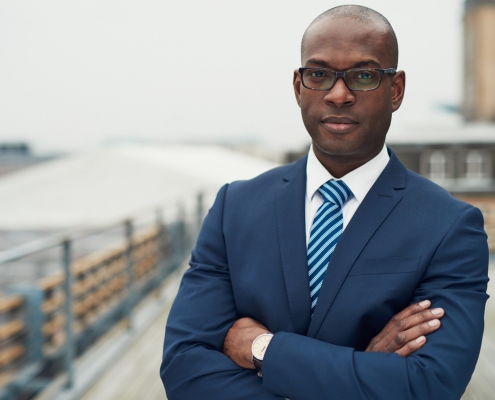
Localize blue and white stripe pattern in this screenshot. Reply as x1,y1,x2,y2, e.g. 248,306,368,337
308,180,352,314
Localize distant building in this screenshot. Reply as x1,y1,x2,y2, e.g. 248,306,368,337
463,0,495,121
0,142,56,176
390,132,495,195
388,122,495,252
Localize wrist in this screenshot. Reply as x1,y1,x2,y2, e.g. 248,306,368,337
251,332,274,376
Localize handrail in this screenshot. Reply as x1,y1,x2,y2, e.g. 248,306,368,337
0,190,206,399
0,189,209,265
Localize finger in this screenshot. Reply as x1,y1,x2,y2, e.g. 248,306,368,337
395,336,426,357
366,304,444,353
374,300,432,340
385,318,442,353
394,307,444,334
381,306,444,345
376,308,444,352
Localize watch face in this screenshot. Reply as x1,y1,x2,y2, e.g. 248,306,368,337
252,334,272,360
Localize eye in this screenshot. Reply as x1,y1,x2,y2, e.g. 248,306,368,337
355,71,373,80
309,70,329,78
350,69,378,80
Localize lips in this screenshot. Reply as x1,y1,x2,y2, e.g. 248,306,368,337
321,116,358,133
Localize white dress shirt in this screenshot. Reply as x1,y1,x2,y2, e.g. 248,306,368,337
305,144,390,245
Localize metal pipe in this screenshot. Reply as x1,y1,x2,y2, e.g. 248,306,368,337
62,238,74,388
124,220,134,330
196,192,204,235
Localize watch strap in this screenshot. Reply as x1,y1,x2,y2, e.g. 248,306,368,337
253,356,263,374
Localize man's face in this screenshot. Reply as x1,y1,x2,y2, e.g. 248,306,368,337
294,17,405,166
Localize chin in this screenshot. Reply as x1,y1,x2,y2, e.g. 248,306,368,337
313,138,360,158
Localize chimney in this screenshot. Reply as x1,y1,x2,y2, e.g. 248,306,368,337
463,0,495,122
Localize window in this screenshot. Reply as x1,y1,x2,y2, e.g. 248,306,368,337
429,151,447,180
465,150,486,179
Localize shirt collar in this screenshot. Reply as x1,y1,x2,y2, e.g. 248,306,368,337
306,144,390,204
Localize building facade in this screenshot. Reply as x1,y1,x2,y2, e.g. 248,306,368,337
390,143,495,195
463,0,495,121
389,126,495,252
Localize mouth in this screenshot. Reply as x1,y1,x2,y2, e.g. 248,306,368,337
321,116,358,133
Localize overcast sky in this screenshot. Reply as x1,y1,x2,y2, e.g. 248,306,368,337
0,0,465,153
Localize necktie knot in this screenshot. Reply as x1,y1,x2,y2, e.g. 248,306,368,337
318,180,352,208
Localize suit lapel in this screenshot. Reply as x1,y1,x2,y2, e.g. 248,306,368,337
307,152,407,338
276,156,312,335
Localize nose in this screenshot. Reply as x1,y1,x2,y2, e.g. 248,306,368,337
323,77,356,107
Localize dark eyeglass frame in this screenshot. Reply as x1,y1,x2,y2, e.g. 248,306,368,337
298,67,397,92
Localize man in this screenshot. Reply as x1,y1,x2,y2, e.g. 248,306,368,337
161,5,489,399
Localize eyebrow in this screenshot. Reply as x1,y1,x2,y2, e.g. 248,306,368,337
352,59,381,68
304,58,382,69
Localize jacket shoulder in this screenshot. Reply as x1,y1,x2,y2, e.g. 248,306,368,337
227,156,306,194
404,169,475,214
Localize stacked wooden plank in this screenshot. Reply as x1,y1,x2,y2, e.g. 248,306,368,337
36,225,166,340
38,273,66,356
71,245,128,333
0,295,25,390
0,223,171,396
133,227,161,285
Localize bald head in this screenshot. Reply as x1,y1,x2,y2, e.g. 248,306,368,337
302,5,399,68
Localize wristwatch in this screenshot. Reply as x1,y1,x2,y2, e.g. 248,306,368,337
251,332,274,377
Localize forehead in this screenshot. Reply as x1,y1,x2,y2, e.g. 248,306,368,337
302,17,391,68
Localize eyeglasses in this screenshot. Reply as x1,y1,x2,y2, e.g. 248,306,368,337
298,67,397,92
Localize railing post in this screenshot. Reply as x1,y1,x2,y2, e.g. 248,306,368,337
124,219,134,330
175,203,184,258
196,192,204,236
155,208,167,287
8,284,43,363
62,238,74,388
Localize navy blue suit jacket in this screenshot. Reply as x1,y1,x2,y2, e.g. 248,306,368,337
161,150,489,399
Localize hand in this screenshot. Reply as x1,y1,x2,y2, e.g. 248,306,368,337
366,300,445,356
222,317,268,369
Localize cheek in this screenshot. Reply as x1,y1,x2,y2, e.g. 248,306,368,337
300,106,321,137
367,91,393,114
299,96,323,124
358,96,391,124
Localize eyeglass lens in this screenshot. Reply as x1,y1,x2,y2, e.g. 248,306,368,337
302,69,381,91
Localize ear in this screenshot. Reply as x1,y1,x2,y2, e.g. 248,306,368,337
391,70,406,113
293,70,302,107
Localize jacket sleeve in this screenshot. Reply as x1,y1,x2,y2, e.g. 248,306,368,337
262,206,489,400
160,184,284,400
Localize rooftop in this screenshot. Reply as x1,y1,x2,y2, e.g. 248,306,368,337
387,122,495,145
0,144,279,230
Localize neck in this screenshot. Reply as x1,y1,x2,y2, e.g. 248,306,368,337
313,145,384,178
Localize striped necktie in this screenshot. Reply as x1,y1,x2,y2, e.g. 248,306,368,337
308,180,352,314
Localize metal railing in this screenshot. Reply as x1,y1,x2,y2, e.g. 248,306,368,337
0,193,204,399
